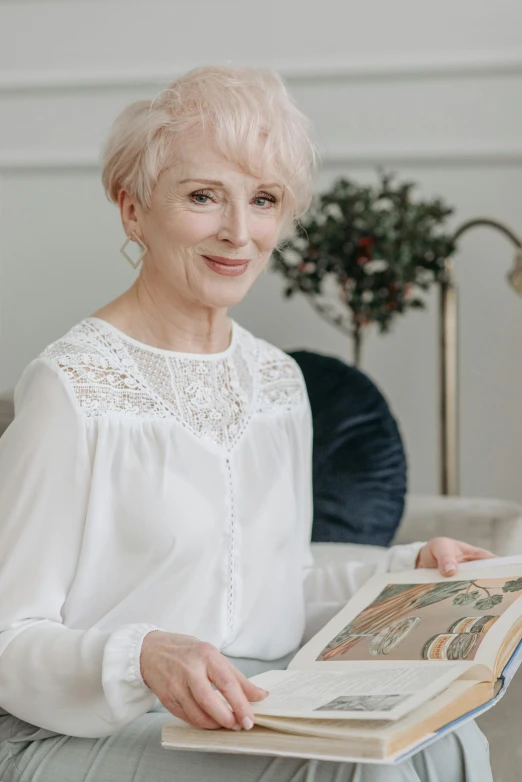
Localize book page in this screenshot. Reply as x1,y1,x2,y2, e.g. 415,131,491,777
253,679,483,740
161,678,491,764
291,562,522,676
248,662,471,721
161,720,396,764
459,555,522,570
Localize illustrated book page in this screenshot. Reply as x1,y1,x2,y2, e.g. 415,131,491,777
248,562,522,720
291,562,522,675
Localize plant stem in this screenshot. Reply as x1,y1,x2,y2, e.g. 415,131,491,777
353,324,362,367
471,581,492,598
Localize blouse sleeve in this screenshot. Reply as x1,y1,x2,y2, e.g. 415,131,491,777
0,358,158,737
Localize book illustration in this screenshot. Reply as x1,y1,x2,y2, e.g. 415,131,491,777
422,632,479,660
423,615,502,660
448,615,500,633
163,558,522,763
367,617,421,655
315,694,409,713
318,578,522,662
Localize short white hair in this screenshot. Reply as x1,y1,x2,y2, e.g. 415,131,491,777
101,65,317,221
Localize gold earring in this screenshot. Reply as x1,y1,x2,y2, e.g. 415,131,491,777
120,231,148,269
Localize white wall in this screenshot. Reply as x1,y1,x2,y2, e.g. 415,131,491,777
1,0,522,500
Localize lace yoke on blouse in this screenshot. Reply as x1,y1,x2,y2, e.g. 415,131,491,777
41,318,305,450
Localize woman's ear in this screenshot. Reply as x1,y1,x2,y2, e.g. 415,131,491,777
118,190,143,240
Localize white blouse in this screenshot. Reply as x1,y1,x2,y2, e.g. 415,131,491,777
0,317,421,738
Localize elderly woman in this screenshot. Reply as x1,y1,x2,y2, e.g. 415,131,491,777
0,66,493,782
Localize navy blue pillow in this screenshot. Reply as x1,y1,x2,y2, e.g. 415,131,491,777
289,351,407,546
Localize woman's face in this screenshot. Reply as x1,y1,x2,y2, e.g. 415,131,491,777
130,130,285,311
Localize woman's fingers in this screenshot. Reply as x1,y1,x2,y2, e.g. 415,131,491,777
235,670,270,702
188,672,242,730
459,544,496,562
428,538,459,575
208,661,257,730
171,684,227,731
427,538,496,575
163,698,221,731
139,633,268,731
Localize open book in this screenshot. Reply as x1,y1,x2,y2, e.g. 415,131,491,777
162,556,522,764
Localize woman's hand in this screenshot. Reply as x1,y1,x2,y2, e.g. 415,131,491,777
416,537,496,576
139,631,268,731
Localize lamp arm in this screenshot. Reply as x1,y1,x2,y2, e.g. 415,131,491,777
439,217,522,496
452,218,522,249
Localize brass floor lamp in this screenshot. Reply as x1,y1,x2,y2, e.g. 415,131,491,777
439,219,522,496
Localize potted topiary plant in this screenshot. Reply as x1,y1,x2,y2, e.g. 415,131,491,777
273,172,456,365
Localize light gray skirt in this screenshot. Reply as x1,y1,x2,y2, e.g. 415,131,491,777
0,656,493,782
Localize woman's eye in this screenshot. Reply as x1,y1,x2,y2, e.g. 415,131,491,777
190,190,277,208
253,194,277,208
190,190,214,205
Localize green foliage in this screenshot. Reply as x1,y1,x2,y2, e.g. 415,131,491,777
273,172,456,335
412,582,471,610
502,578,522,593
475,595,503,610
453,591,480,606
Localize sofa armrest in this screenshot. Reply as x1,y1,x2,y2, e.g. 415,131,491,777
394,494,522,557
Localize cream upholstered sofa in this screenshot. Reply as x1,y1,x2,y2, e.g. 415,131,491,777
312,493,522,567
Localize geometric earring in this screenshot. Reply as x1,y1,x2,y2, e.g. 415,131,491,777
120,231,148,270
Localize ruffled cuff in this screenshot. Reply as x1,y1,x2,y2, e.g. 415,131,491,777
102,623,160,725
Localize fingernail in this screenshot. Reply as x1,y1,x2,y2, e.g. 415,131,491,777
444,563,457,573
231,723,242,731
242,717,254,731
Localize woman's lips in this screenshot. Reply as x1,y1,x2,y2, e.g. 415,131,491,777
202,255,250,276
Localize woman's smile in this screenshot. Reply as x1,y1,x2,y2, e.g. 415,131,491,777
201,254,250,276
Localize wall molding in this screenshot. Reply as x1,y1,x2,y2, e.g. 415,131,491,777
1,144,522,173
1,50,522,94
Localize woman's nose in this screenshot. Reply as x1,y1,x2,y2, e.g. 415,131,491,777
216,204,249,247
